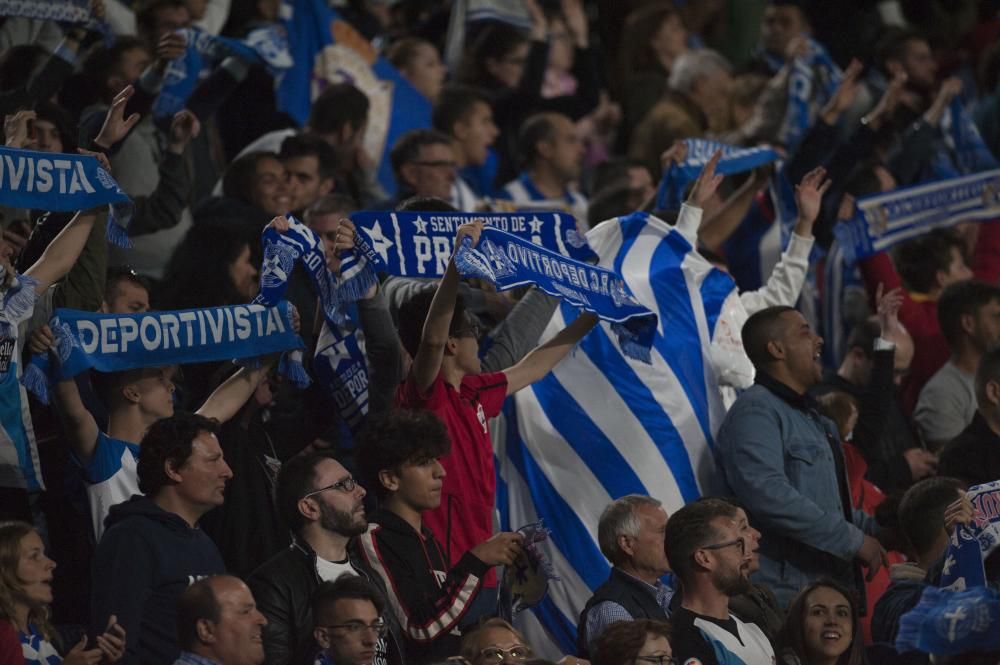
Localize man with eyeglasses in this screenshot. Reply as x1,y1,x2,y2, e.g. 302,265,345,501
383,129,475,211
248,451,402,665
664,498,775,665
313,576,391,665
355,409,525,665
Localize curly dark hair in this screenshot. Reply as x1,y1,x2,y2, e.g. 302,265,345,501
892,229,966,295
137,412,221,496
356,409,450,500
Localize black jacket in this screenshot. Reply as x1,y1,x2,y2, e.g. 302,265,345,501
353,509,490,665
576,567,670,658
248,536,403,665
938,412,1000,489
90,496,226,665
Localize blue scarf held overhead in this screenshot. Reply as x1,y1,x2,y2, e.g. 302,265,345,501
22,302,304,403
0,0,113,46
253,216,372,432
453,227,657,362
833,168,1000,264
155,25,292,118
939,479,1000,590
896,586,1000,655
0,147,133,247
932,97,1000,179
655,139,779,211
778,38,842,152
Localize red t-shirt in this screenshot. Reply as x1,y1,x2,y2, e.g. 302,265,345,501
396,371,508,586
0,620,25,665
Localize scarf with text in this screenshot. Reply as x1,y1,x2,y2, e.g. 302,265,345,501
777,38,842,152
655,139,779,211
0,0,113,46
452,227,656,362
939,479,1000,590
23,303,303,403
0,147,133,247
932,97,999,179
833,168,1000,264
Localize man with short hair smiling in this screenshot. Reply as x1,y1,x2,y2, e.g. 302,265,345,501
174,575,267,665
664,498,774,665
312,575,395,665
91,412,231,665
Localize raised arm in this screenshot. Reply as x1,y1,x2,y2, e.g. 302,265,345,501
197,356,279,424
54,376,100,463
410,222,482,392
24,208,100,294
503,311,599,395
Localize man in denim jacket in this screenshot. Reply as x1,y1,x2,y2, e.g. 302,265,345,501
716,305,887,607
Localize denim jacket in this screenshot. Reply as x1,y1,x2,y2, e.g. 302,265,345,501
716,374,874,606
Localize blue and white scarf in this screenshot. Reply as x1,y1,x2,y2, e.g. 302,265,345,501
453,227,656,362
655,139,779,211
939,479,1000,590
254,216,371,431
23,303,304,403
155,25,292,118
0,0,113,47
896,586,1000,655
833,168,1000,264
932,97,1000,179
778,38,842,151
0,146,133,247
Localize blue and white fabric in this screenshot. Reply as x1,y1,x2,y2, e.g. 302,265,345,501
896,586,1000,655
495,211,735,654
932,97,999,179
778,38,842,152
939,479,1000,590
0,274,43,492
833,168,1000,264
23,303,304,403
453,227,656,361
500,173,589,229
654,139,779,212
0,0,113,47
277,0,432,195
154,25,292,118
0,147,133,247
73,431,140,542
18,624,60,665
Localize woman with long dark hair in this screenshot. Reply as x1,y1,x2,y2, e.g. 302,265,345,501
777,580,867,665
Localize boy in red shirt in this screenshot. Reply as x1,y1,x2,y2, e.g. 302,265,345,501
395,220,598,588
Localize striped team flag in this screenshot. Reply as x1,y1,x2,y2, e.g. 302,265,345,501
492,212,740,655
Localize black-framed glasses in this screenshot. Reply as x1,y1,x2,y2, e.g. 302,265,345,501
634,656,677,665
478,646,532,663
302,476,358,500
702,538,745,555
317,619,388,638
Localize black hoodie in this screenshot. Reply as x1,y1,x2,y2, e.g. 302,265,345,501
90,496,225,665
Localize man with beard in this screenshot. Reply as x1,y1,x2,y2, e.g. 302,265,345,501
716,306,885,607
664,498,775,664
248,452,402,665
354,409,523,665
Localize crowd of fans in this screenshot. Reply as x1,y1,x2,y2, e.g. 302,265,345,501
1,0,1000,664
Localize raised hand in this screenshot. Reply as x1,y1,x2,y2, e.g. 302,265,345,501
95,615,126,664
28,324,55,355
943,493,974,533
455,219,484,251
685,148,724,209
470,531,524,566
167,109,201,154
154,31,187,72
62,635,103,665
266,215,290,234
4,110,37,149
821,59,864,125
863,72,907,130
793,166,832,237
659,139,688,172
77,148,112,174
784,34,809,63
94,86,141,150
875,282,904,338
561,0,588,47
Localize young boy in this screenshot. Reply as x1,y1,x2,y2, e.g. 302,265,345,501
355,408,522,664
395,220,598,589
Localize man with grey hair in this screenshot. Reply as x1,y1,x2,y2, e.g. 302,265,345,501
575,495,672,658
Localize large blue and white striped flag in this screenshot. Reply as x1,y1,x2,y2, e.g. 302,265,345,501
493,212,739,655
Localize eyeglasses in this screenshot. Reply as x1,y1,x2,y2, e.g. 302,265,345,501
634,656,678,665
478,646,532,663
702,538,746,555
451,323,481,339
302,476,358,500
318,619,388,638
412,160,458,169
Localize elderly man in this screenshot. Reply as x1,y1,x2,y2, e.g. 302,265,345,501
716,306,886,607
576,495,672,658
174,576,267,665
